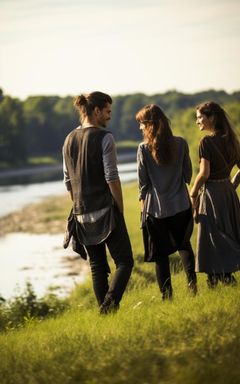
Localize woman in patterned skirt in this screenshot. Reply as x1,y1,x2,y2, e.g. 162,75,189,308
190,101,240,287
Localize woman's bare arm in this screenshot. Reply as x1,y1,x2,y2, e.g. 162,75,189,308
190,158,210,208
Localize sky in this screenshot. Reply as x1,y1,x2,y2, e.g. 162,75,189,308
0,0,240,99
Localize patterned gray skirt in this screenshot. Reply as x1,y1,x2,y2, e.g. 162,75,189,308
195,179,240,273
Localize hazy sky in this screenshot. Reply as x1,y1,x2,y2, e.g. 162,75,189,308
1,0,240,99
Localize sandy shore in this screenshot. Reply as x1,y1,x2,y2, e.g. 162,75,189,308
0,194,71,236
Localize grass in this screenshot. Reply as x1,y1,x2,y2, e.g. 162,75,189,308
27,156,60,165
116,140,139,149
1,274,240,384
0,156,61,170
0,182,239,383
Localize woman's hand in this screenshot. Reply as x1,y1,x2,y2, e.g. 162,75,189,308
190,158,210,209
190,195,198,209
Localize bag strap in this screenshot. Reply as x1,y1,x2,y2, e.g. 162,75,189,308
208,138,230,173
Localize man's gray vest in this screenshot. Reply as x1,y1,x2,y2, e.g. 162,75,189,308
63,127,112,215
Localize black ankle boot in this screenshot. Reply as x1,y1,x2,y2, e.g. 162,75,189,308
188,280,198,295
162,287,173,301
207,274,218,289
99,297,119,315
221,273,237,286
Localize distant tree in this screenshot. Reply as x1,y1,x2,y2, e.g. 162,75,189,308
107,96,125,140
52,96,79,149
0,96,26,165
23,96,78,158
1,87,239,167
118,94,147,141
0,88,4,103
171,107,202,176
224,102,240,137
23,96,59,156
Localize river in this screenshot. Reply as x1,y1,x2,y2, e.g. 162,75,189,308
0,162,137,300
0,162,137,217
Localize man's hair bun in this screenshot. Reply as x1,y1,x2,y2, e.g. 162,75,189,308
74,94,87,108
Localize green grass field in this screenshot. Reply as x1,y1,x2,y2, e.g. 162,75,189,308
0,183,240,384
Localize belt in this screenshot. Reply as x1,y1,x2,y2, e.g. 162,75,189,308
207,178,229,183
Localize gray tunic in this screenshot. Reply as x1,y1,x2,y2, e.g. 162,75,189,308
137,136,192,219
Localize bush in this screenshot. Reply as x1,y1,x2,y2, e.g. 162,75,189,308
0,282,69,331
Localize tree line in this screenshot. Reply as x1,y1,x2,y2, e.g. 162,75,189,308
0,87,240,167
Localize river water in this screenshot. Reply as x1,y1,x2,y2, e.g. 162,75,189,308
0,163,137,300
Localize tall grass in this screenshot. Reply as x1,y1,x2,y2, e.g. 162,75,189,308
1,273,240,384
0,182,239,384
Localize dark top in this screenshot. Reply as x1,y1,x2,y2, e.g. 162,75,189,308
199,134,240,180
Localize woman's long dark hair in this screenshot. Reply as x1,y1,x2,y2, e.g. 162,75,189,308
136,104,175,165
196,101,240,164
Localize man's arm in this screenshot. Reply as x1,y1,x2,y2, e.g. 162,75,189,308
108,179,123,213
102,133,124,212
63,148,73,200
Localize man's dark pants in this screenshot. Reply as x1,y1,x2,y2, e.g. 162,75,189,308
85,209,134,306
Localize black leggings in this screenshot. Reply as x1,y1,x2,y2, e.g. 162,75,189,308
155,241,196,295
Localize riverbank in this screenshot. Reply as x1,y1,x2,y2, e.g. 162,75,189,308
0,193,89,300
0,183,141,252
0,183,141,300
0,194,71,236
0,152,137,186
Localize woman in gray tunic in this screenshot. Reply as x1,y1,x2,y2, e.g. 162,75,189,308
190,101,240,287
136,104,197,300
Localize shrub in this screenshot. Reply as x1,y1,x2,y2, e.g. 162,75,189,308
0,282,69,331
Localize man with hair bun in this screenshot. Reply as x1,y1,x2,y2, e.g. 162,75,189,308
63,91,133,314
